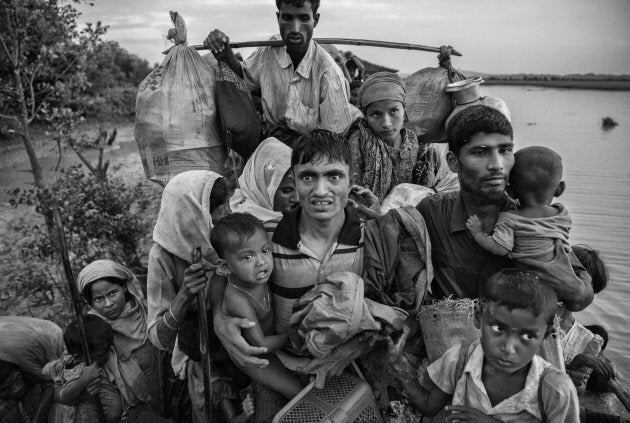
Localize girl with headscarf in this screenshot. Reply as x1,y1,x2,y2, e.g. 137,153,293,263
347,72,447,202
229,137,296,222
0,316,63,422
147,170,238,422
76,259,153,410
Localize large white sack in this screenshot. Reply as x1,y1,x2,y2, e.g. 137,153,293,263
135,11,223,186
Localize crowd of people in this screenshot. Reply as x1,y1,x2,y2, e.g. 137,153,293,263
1,1,626,422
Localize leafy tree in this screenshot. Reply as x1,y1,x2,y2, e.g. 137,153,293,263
0,0,106,187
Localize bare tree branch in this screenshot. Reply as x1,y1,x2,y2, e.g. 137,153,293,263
54,138,63,171
28,62,42,119
0,33,15,69
68,139,96,175
0,113,20,124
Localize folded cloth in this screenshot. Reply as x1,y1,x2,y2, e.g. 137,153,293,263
290,271,407,358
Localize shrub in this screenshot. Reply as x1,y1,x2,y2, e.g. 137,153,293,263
6,164,151,322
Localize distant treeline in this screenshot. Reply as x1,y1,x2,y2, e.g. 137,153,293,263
473,73,630,90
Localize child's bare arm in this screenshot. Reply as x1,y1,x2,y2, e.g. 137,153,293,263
388,333,451,416
399,376,452,417
58,363,102,404
466,215,510,256
223,289,288,352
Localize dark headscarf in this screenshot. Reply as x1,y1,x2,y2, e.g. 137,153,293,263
357,72,405,111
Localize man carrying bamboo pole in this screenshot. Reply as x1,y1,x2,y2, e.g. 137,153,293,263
204,0,359,146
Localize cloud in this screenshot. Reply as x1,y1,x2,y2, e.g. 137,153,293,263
76,0,630,74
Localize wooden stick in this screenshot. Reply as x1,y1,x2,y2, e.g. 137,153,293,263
192,245,213,422
53,207,106,423
609,378,630,413
162,38,462,56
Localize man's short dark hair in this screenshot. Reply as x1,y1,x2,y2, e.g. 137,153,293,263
64,315,113,356
572,244,608,294
210,212,266,259
276,0,320,13
446,105,513,156
481,269,558,326
292,129,351,172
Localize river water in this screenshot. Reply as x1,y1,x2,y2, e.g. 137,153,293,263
483,86,630,373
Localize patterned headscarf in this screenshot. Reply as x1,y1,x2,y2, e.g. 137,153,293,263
357,72,405,111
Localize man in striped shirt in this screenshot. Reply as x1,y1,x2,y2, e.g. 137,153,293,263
213,130,375,393
205,0,357,144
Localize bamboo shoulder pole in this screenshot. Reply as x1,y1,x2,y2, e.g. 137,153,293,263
163,38,461,56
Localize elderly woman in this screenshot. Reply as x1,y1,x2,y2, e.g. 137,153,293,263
0,316,64,422
147,170,236,422
229,137,296,222
348,72,448,202
77,259,154,410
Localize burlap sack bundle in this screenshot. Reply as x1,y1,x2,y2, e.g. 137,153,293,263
417,297,479,363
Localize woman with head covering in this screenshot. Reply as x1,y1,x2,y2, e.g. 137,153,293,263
229,137,296,222
348,72,449,202
147,170,237,422
76,259,154,410
0,316,63,422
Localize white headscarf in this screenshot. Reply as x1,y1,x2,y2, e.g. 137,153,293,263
153,170,223,262
229,137,292,222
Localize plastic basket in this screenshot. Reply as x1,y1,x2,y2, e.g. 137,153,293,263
272,373,382,423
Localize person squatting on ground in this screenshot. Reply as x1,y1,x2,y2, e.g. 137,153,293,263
213,213,303,400
44,315,122,423
77,259,155,412
205,0,356,145
390,269,580,422
466,145,572,269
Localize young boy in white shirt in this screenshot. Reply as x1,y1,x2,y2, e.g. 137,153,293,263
391,269,580,422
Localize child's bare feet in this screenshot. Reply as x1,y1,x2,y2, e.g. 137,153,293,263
230,393,254,423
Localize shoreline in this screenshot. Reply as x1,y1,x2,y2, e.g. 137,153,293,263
482,79,630,91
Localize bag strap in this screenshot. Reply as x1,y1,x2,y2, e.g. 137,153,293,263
393,206,433,305
537,366,557,423
453,341,475,386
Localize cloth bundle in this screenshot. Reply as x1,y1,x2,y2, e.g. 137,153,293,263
404,47,466,143
0,316,64,382
290,271,407,358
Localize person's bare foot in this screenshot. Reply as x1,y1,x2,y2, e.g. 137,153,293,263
230,394,254,423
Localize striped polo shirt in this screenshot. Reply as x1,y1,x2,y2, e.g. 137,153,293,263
264,206,364,343
242,36,355,135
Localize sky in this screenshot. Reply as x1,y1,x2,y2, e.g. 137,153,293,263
75,0,630,76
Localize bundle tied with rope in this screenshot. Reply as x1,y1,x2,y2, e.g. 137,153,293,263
134,11,224,187
404,46,466,144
